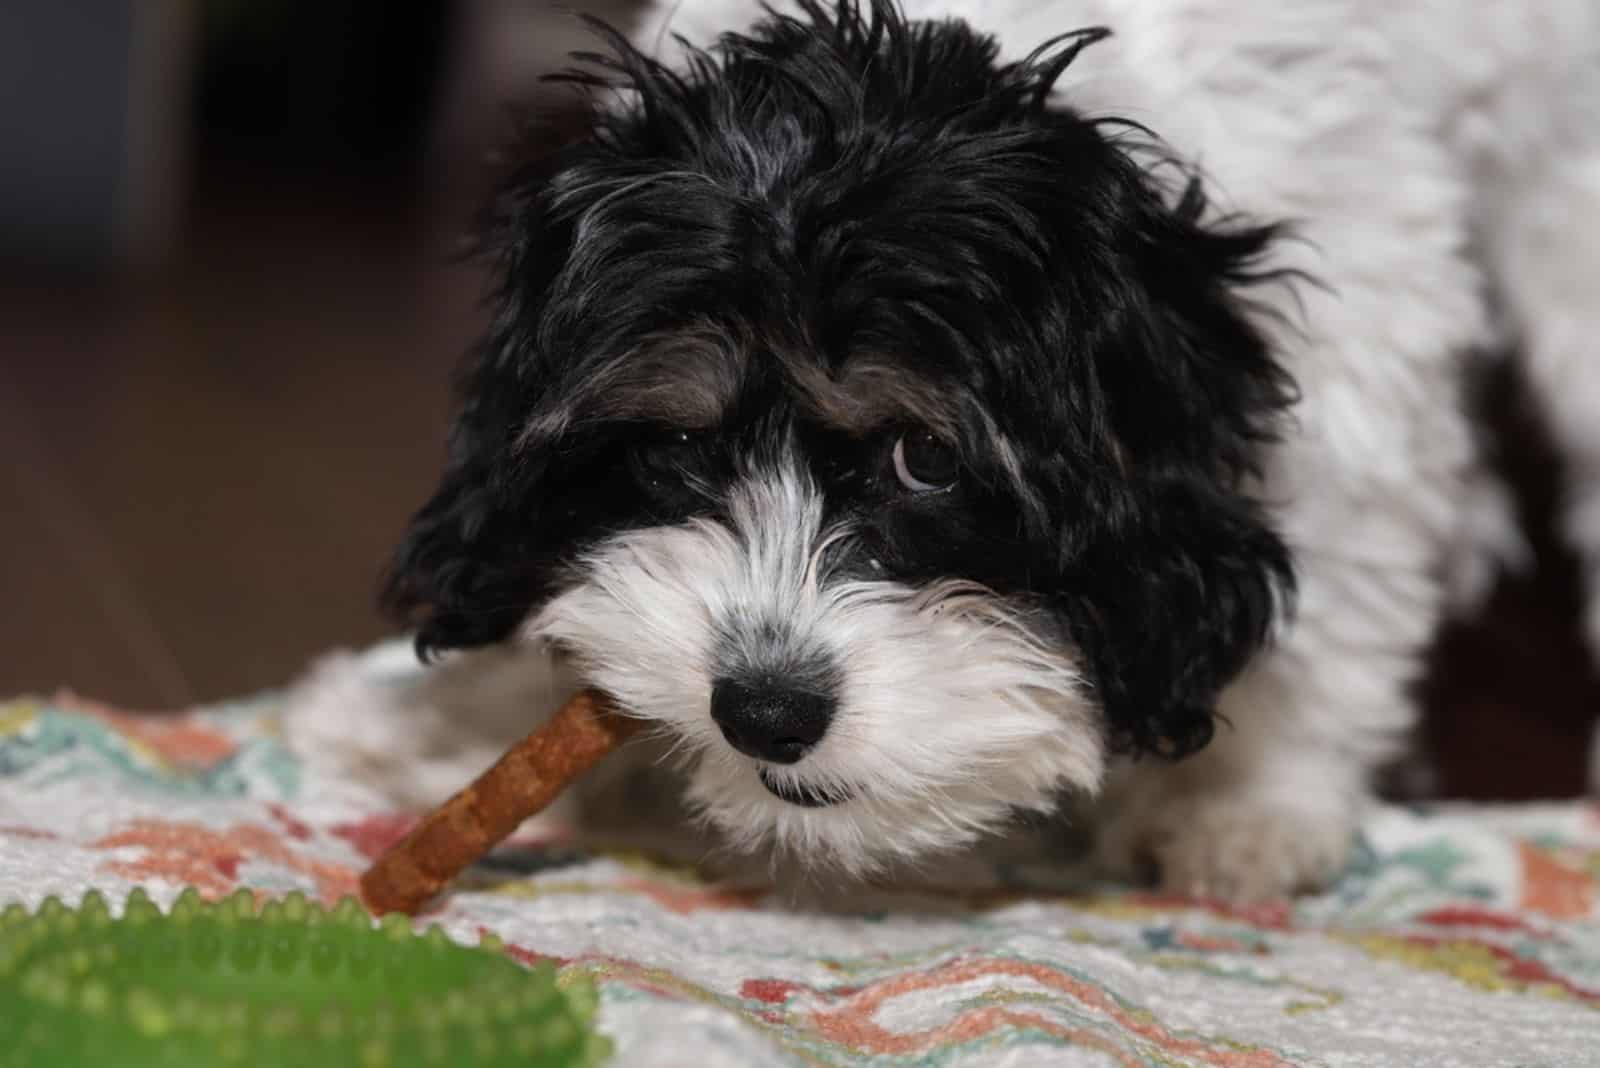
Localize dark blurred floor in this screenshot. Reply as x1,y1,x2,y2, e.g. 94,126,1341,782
3,178,1598,798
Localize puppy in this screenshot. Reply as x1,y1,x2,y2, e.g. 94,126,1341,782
286,0,1600,901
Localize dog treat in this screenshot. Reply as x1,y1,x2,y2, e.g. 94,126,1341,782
360,688,640,916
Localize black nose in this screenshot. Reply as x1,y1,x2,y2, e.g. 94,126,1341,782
710,678,834,764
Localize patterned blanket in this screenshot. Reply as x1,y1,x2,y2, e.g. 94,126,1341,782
1,672,1596,1066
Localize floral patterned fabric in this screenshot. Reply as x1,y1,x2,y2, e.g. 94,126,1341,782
1,670,1596,1067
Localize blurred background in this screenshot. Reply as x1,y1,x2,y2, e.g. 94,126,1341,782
1,2,1594,799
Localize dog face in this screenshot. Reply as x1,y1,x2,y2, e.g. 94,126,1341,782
384,0,1295,874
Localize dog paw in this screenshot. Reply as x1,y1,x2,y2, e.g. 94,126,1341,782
1099,794,1353,904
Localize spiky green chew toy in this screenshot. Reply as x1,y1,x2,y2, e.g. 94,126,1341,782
0,887,610,1068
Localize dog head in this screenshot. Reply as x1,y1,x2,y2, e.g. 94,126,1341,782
383,0,1295,874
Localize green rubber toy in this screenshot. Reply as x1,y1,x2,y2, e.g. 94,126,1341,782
0,887,611,1068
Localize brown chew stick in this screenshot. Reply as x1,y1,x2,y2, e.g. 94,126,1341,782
360,688,640,915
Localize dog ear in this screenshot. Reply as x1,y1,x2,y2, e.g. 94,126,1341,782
1057,476,1292,759
1058,176,1298,759
379,115,595,658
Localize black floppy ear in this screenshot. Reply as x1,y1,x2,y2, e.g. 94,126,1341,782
1060,477,1292,759
379,115,590,658
1063,175,1299,759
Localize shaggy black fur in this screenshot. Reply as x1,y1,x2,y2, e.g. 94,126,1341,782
383,0,1298,760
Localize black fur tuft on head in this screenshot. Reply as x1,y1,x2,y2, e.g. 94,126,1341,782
383,0,1298,755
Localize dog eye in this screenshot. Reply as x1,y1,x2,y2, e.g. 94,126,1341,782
630,429,701,487
892,430,959,493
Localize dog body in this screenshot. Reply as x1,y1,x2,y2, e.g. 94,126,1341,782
286,0,1600,900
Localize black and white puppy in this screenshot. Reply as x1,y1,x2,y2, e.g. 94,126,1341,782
287,0,1600,900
